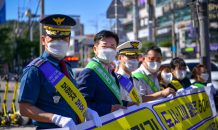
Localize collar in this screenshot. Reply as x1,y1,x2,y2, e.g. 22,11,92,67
140,64,154,76
159,83,166,88
92,58,113,73
117,68,130,78
193,80,207,86
41,51,62,66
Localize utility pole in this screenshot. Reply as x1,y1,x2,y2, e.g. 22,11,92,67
115,0,119,34
17,0,20,38
148,0,152,41
133,0,138,40
29,9,33,41
40,0,44,55
198,0,211,82
152,1,156,42
171,0,176,58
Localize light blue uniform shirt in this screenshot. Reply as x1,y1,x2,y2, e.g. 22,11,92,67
18,51,79,128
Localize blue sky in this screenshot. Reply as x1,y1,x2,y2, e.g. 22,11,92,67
6,0,116,35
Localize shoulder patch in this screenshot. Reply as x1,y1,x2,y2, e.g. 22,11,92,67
116,74,122,80
32,58,46,68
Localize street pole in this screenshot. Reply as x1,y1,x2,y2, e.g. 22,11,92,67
133,0,138,40
17,0,20,38
40,0,45,55
152,1,156,42
29,9,33,42
198,0,211,82
115,0,119,34
148,2,152,41
171,0,176,58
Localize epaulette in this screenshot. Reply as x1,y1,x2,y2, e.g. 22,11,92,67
32,58,46,68
116,74,122,80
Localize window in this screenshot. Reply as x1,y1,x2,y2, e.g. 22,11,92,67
187,63,218,72
157,13,172,27
156,34,172,46
174,7,191,23
124,23,133,33
140,18,148,29
139,3,145,10
209,28,218,44
185,30,196,44
125,3,133,14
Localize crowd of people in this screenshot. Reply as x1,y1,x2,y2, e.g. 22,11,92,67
18,14,215,130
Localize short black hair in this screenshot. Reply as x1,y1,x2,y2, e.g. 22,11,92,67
94,30,119,46
170,57,187,70
144,46,162,56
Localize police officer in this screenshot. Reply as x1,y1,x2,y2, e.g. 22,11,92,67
132,46,175,102
77,30,138,117
116,40,142,103
19,14,101,130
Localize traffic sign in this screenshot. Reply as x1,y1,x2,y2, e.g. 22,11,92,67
107,0,127,18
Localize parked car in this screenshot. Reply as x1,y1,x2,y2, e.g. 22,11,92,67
161,59,218,90
71,68,84,80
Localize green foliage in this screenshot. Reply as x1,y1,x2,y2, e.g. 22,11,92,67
139,41,156,53
5,20,40,41
15,39,39,60
0,26,13,64
90,49,95,58
159,40,172,47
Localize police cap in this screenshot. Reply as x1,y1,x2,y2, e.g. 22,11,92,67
40,14,76,38
116,40,142,55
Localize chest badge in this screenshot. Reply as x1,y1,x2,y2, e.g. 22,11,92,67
53,95,60,103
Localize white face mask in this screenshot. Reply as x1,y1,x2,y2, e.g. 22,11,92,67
201,73,209,83
145,59,161,73
123,59,139,72
97,48,117,63
46,40,69,57
176,70,186,80
162,72,173,84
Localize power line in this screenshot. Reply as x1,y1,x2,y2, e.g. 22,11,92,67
25,0,40,40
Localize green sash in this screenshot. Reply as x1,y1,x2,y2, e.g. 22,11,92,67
85,61,123,105
133,72,159,93
194,83,205,88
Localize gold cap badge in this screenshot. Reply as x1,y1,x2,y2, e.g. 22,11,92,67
130,42,139,48
53,17,65,25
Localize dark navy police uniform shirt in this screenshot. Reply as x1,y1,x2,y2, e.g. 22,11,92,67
18,51,79,128
77,59,128,117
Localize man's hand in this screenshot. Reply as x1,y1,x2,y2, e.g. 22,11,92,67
111,104,127,112
127,101,139,107
51,114,77,130
161,87,176,97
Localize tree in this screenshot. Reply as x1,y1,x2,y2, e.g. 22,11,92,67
90,49,95,58
159,40,172,47
139,41,156,53
0,26,13,64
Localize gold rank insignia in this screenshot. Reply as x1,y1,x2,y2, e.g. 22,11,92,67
130,42,139,48
53,17,65,25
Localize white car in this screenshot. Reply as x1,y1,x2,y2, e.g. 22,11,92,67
161,59,218,90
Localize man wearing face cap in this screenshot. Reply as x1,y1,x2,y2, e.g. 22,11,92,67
77,30,138,117
132,46,175,102
18,14,101,130
116,40,142,103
